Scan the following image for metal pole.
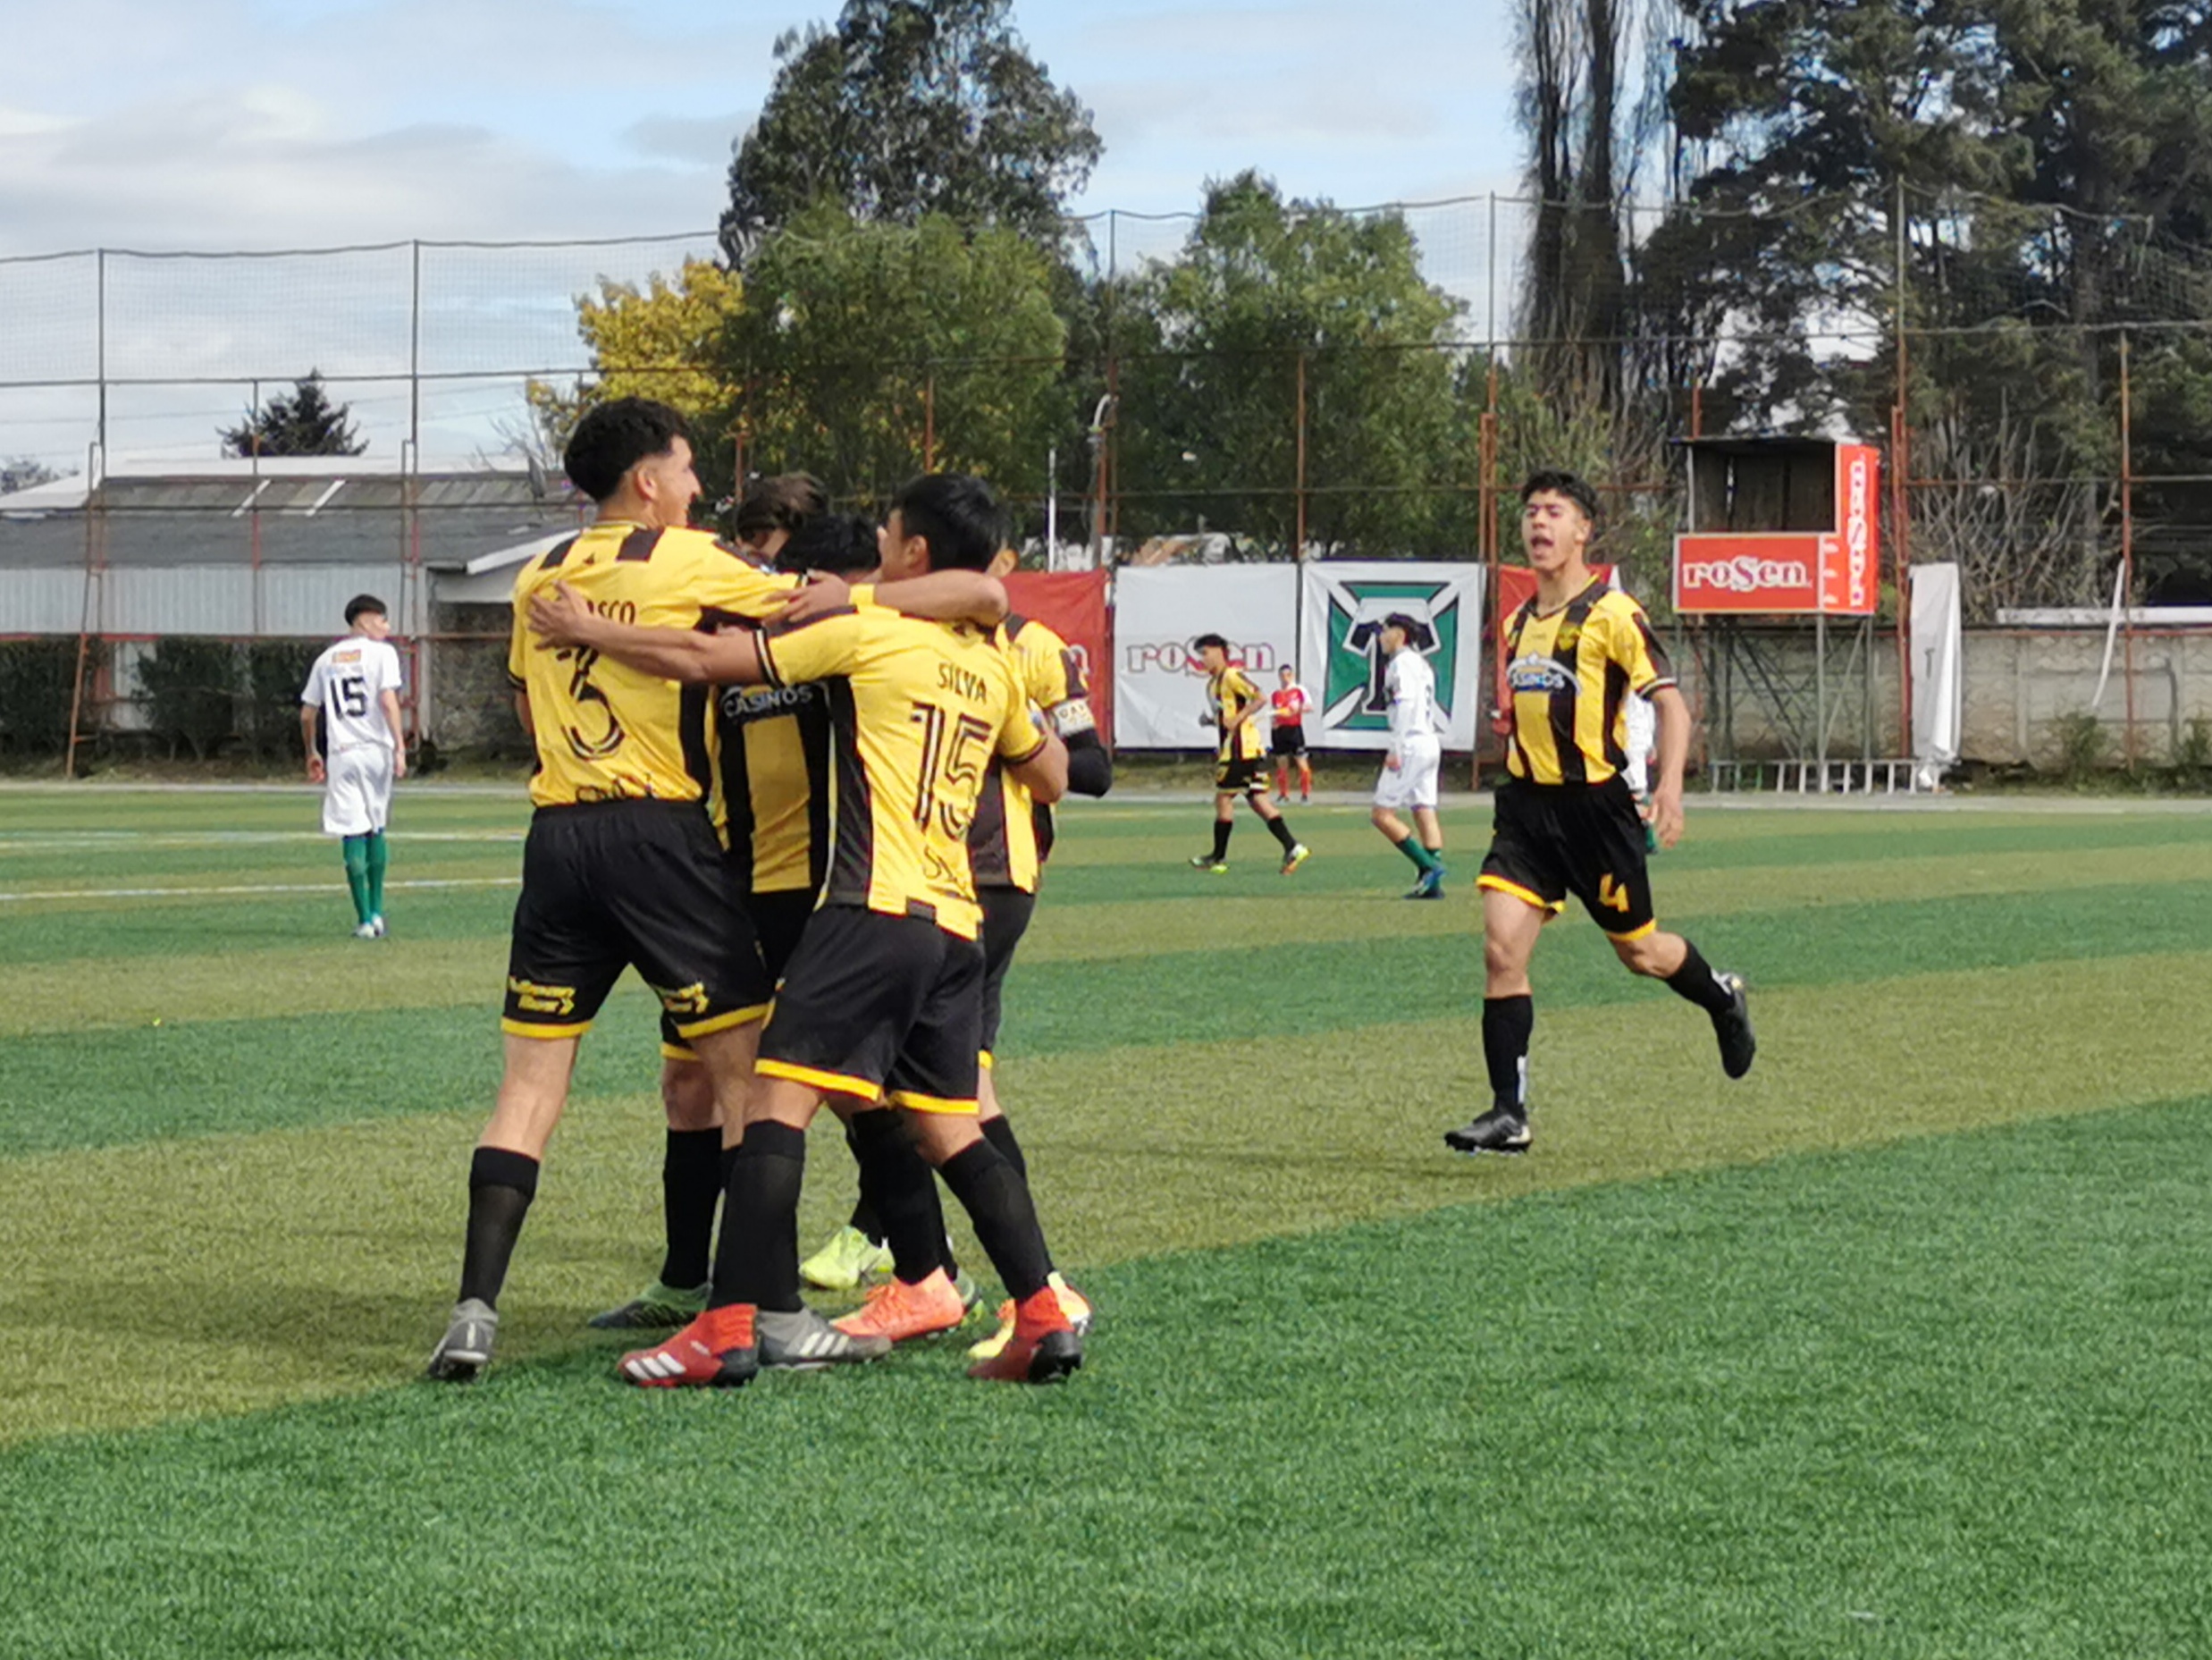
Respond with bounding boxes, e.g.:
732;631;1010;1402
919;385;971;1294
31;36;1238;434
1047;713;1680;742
2120;330;2137;765
1293;350;1308;560
922;373;936;475
1816;611;1829;789
1046;444;1058;569
1894;179;1914;761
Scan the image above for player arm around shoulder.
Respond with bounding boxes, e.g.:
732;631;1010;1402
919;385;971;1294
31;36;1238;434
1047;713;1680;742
527;580;768;686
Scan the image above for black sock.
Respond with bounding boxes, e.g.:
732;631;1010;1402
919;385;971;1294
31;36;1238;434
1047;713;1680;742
458;1146;540;1308
851;1111;949;1285
937;1141;1052;1303
710;1120;805;1312
1265;813;1298;852
841;1125;885;1243
656;1127;723;1290
981;1114;1051;1274
1482;995;1533;1116
1210;819;1232;860
1667;941;1738;1015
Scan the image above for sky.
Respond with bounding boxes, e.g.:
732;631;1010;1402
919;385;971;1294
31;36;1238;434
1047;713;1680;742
0;0;1527;469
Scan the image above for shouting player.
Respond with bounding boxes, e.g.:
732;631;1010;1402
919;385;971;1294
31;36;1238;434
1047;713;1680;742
299;594;406;938
1447;470;1754;1157
1189;633;1308;875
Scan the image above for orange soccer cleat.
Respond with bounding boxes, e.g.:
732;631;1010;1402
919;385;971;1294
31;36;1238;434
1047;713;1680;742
831;1268;970;1343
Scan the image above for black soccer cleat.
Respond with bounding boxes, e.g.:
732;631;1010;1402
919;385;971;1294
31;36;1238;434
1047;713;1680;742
1444;1107;1531;1156
1712;973;1755;1080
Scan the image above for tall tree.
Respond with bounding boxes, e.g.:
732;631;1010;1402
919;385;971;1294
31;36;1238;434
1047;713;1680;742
723;205;1069;507
220;372;366;458
1114;173;1464;558
720;0;1101;257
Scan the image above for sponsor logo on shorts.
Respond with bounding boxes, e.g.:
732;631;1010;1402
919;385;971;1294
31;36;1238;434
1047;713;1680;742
507;976;576;1015
649;980;710;1016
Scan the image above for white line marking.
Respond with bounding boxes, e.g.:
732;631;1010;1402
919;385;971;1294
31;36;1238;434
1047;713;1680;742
0;876;519;904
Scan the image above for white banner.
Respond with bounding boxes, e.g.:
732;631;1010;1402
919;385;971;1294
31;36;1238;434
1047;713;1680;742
1298;562;1486;750
1111;565;1297;748
1910;562;1963;783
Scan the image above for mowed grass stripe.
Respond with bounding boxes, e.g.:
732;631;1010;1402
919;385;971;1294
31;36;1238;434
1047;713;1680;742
1;953;2206;1445
1;1101;2207;1659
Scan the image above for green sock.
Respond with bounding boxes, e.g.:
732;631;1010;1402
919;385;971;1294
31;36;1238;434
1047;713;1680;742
1424;845;1448;872
365;829;389;919
341;836;373;925
1396;835;1442;874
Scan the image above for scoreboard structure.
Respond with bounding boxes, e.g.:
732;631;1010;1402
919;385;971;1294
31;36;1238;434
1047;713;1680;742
1673;437;1880;616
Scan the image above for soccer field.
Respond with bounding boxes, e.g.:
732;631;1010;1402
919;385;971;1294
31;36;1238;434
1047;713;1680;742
3;786;2209;1658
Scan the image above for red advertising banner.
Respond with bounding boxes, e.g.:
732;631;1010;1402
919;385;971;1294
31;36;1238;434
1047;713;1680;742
1673;534;1827;613
1829;442;1880;615
1005;569;1113;746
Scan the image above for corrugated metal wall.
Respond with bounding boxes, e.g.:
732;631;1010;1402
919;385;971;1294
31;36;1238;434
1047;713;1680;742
3;563;411;637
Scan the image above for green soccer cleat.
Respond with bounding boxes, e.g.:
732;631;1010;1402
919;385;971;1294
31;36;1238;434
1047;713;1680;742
1189;854;1229;873
1280;843;1311;875
798;1225;895;1292
586;1278;710;1331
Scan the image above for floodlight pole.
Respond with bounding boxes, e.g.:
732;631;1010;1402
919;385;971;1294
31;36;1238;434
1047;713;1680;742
2120;331;2137;766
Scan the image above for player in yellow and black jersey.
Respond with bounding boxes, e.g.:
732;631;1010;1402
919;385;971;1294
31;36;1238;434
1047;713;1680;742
1190;632;1308;875
531;474;1087;1387
1448;470;1756;1161
427;397;783;1384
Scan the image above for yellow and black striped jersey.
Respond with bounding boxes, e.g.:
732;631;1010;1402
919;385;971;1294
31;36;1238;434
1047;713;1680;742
756;605;1043;940
1501;578;1676;787
1207;664;1266;762
507;523;799;809
970;614;1093;892
712;678;832;897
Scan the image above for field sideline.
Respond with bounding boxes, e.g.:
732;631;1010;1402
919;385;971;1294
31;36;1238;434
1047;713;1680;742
1;785;2208;1657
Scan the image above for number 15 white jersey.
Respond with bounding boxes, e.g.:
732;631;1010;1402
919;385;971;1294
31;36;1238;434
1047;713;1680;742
301;637;403;751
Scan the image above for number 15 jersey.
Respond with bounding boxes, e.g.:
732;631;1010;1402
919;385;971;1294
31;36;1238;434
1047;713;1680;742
506;523;797;809
757;605;1045;940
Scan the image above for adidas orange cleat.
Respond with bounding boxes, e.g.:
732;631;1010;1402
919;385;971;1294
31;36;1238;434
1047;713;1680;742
968;1285;1083;1384
618;1305;760;1389
832;1268;970;1343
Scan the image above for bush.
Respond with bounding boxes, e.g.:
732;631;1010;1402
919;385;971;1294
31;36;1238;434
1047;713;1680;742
2174;714;2212;779
2049;709;2108;784
139;638;240;760
0;638;88;755
241;641;323;761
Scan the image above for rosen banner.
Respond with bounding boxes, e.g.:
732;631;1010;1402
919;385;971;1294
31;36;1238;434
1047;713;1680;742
1111;565;1296;748
1005;569;1112;746
1298;562;1485;750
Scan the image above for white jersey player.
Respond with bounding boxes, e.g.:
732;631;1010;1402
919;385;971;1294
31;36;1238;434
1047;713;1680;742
1370;612;1448;898
299;594;407;937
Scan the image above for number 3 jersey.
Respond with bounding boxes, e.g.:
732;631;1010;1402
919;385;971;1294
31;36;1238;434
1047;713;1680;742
756;604;1045;940
301;635;404;750
506;523;798;809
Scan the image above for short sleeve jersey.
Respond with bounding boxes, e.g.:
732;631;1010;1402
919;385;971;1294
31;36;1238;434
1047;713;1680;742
506;523;798;809
1269;683;1311;729
970;614;1093;893
1501;578;1677;787
1207;664;1266;762
1385;650;1440;746
301;636;403;750
757;606;1043;940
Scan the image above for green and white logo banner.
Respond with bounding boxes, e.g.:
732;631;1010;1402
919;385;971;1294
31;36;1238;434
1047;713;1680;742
1299;563;1485;750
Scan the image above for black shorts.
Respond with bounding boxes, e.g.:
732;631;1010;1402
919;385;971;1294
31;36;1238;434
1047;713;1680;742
1214;751;1270;794
976;886;1038;1063
660;885;819;1060
1477;777;1657;940
755;904;985;1113
503;799;773;1041
1269;724;1308;760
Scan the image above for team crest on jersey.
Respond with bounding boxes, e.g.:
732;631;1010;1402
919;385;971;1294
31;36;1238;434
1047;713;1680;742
1316;579;1463;736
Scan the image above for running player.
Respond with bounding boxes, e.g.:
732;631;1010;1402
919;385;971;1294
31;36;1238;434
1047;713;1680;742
532;474;1085;1386
1189;633;1308;875
1446;470;1754;1157
1269;663;1313;802
299;595;406;938
831;546;1114;1353
1369;612;1448;898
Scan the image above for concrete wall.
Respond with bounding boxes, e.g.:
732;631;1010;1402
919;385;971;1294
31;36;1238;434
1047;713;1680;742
1673;624;2212;768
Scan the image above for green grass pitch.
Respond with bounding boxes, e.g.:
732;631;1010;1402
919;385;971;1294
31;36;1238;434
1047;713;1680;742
2;784;2209;1658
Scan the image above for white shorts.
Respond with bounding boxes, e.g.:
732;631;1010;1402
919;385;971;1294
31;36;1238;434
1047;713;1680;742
1374;740;1441;811
324;745;395;836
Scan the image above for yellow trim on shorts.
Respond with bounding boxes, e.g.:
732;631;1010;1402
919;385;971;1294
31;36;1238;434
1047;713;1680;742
978;1049;996;1070
672;1002;770;1041
501;1018;591;1041
1476;874;1569;914
660;1041;696;1064
755;1058;884;1102
1605;919;1659;943
889;1089;980;1116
